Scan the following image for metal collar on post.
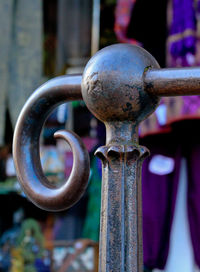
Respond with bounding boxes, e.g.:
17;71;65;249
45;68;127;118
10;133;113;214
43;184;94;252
13;44;200;271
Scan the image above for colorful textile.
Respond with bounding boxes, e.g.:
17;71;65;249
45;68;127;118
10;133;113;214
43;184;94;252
114;0;140;45
115;0;200;137
167;0;200;67
163;0;200;136
115;0;200;64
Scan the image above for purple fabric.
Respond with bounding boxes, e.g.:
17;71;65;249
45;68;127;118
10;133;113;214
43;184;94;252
182;96;200;114
168;0;200;119
142;136;182;269
170;0;196;63
187;144;200;267
142;126;200;270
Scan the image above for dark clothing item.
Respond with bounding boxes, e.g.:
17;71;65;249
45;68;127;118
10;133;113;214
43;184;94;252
141;120;200;270
186;137;200;267
141;134;182;270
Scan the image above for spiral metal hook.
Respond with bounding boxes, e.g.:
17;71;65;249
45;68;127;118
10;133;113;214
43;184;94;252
13;74;90;211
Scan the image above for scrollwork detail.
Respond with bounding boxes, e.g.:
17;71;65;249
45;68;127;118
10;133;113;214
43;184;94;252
13;75;90;211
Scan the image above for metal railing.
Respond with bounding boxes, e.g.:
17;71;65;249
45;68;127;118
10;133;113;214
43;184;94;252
13;44;200;272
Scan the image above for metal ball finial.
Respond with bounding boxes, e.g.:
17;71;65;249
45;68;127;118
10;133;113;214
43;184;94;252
81;44;160;124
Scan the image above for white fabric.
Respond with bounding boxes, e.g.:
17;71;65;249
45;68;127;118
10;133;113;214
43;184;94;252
164;158;194;272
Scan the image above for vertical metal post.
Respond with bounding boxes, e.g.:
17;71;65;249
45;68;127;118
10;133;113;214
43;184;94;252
96;133;148;271
81;44;160;271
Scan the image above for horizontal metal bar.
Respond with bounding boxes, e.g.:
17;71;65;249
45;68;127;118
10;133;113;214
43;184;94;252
144;67;200;96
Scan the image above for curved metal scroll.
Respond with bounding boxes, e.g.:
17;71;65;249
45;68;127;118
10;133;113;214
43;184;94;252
13;75;90;211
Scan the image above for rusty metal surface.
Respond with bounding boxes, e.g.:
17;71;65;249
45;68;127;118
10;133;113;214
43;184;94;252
81;44;161;271
81;44;160;124
95;144;149;272
13;43;200;272
13;74;90;211
145;67;200;96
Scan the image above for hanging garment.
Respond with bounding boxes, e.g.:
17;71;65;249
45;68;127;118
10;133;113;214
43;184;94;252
115;0;200;66
115;0;139;45
0;0;43;145
184;131;200;268
167;0;200;67
141;133;182;270
115;0;200;137
141;120;200;270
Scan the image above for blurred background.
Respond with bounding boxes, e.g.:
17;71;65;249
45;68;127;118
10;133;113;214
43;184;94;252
0;0;200;271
